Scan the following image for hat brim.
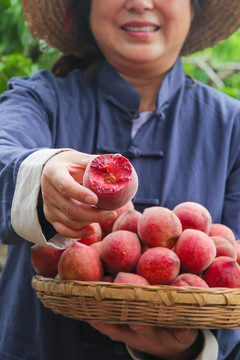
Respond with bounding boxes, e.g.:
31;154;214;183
21;0;240;57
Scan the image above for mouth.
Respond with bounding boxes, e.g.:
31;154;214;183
122;25;160;32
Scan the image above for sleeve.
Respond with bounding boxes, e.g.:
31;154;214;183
221;111;240;239
11;148;76;250
0;71;70;246
126;330;218;360
212;113;240;359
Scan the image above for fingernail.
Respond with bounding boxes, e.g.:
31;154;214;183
85;195;97;205
105;212;117;221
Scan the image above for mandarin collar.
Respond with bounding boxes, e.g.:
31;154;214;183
97;57;186;114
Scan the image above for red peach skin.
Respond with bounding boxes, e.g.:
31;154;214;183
137;206;182;249
83;154;138;210
173;201;212;234
137;247;180;285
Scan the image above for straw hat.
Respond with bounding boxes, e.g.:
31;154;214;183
21;0;240;56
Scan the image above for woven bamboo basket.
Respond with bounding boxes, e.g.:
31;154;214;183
32;275;240;329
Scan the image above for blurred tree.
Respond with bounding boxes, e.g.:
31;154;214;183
182;29;240;100
0;0;61;93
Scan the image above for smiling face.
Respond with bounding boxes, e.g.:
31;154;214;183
90;0;192;76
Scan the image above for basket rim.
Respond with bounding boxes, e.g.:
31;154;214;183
32;275;240;307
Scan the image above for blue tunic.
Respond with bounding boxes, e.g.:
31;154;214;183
0;57;240;359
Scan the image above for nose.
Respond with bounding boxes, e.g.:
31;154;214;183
126;0;154;12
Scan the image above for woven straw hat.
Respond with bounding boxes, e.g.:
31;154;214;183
21;0;240;56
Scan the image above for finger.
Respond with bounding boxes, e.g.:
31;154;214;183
42;166;98;206
168;328;198;345
88;322;134;342
49;221;98;239
44;194;116;226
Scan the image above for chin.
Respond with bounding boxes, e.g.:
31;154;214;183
122;47;165;64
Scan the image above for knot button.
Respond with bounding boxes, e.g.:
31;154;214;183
128;146;141;158
156;112;165;121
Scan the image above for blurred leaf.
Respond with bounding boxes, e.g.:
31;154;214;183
216;87;240;101
0;53;37;93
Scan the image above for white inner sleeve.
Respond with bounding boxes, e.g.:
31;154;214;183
126;329;218;360
11;148;76;249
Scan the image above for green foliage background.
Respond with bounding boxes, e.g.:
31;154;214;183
0;0;240;100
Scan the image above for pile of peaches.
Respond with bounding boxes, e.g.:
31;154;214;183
31;154;240;289
31;200;240;289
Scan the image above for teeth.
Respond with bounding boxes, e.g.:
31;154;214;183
123;26;158;32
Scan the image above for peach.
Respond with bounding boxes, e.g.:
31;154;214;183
99;230;141;275
173;201;212;234
112;209;142;234
174;229;216;274
100;201;134;234
102;275;115;283
203;256;240;288
58;242;103;281
171;273;209;288
136;247;180;285
114;272;150;286
77;222;102;246
235;240;240;265
89;241;102;254
31;244;63;278
137;206;182;249
83;154;138;210
211;236;237;260
209;223;236;246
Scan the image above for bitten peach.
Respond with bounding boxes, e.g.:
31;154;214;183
83;154;138;210
137;247;180;285
173;201;212;234
174;229;216;273
114;272;150;286
171;273;209;288
137;206;182;249
112;209;142;234
58;242;103;281
99;230;141;275
31;244;63;278
203;256;240;288
209;223;236;246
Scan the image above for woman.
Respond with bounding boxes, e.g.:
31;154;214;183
0;0;240;359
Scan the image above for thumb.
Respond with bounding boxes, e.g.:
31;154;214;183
169;328;191;343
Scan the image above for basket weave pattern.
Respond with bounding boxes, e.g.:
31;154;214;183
32;275;240;329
